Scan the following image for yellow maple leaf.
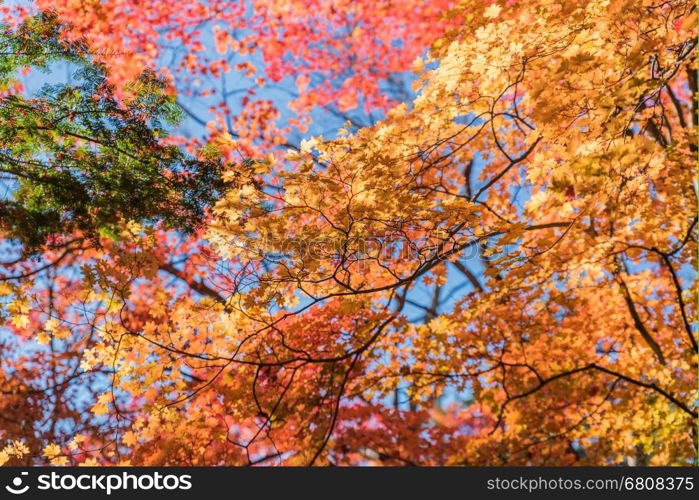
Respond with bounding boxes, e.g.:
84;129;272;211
484;4;501;19
44;317;60;332
122;431;139;447
51;456;68;466
11;314;29;329
0;282;13;296
91;403;108;416
43;443;61;459
37;331;50;345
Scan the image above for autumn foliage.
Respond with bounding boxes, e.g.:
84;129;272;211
0;0;697;466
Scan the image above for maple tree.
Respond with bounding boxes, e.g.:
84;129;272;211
0;0;697;467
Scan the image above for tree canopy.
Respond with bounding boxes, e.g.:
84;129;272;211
0;0;696;466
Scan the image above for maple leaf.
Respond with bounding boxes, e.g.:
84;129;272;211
484;4;501;19
11;314;29;329
43;443;61;459
122;431;139;447
91;403;108;416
